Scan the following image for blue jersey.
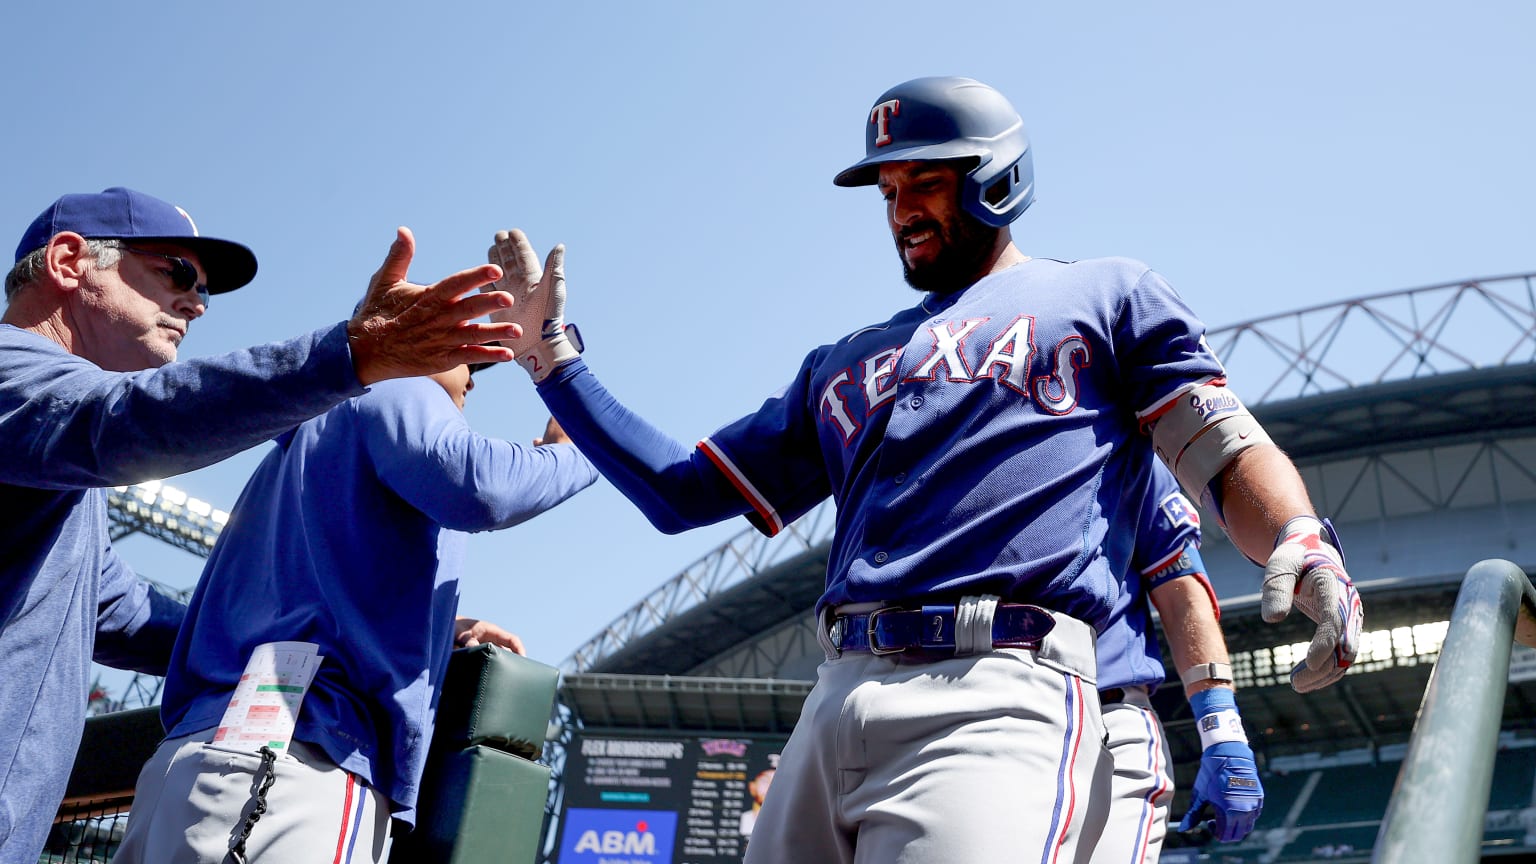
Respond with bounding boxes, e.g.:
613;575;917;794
160;378;597;822
1096;454;1210;692
0;322;364;864
699;257;1223;628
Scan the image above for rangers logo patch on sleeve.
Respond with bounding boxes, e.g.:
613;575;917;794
1159;491;1200;529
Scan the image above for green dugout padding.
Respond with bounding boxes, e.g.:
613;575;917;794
433;642;560;760
392;643;559;864
392;745;552;864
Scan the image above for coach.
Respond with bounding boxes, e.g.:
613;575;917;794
0;187;517;864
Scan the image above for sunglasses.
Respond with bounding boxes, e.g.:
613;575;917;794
121;247;211;308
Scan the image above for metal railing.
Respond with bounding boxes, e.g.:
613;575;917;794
1373;559;1536;863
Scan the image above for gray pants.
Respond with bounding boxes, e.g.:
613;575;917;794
1091;688;1176;864
112;729;391;864
744;600;1111;864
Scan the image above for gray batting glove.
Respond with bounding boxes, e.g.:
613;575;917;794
485;229;580;382
1261;516;1363;693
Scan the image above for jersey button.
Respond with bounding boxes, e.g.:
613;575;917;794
893;472;906;484
909;396;925;409
873;551;889;564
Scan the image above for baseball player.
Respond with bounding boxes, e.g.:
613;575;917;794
1095;455;1263;862
487;76;1361;862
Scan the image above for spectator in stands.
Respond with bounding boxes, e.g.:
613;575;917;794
113;361;597;863
0;187;517;864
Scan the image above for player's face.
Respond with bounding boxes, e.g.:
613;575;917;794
877;161;1000;295
72;240;208;372
429;364;475;410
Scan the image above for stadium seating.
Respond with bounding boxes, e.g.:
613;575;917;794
1276;825;1378;861
1294;762;1401;826
1488;746;1536;812
1252;769;1317;832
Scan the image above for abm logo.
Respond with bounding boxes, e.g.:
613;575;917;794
574;826;655;855
560;808;676;863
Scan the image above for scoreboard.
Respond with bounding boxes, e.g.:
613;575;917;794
555;733;786;864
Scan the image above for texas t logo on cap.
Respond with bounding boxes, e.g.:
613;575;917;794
871;99;901;147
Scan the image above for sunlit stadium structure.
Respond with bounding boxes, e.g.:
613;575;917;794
104;481;223;711
549;273;1536;863
106;480;229;556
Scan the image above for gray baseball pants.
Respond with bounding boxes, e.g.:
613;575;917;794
744;600;1111;864
112;730;391;864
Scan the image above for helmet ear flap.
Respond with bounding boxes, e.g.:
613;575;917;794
965;151;1034;228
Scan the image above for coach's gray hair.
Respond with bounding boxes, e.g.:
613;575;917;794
4;239;124;302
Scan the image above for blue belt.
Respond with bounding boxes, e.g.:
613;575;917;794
829;603;1057;656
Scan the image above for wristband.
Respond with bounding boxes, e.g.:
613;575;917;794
1190;686;1248;750
1197;710;1249;750
1180;662;1234;688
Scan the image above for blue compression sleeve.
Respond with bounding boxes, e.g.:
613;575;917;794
537;359;752;533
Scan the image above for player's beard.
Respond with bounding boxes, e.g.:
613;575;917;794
898;210;1001;295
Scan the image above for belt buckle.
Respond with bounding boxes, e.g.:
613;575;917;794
866;607;904;655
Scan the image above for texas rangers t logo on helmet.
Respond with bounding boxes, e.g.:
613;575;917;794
871;99;901;147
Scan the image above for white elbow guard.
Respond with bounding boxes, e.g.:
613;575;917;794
1149;382;1273;499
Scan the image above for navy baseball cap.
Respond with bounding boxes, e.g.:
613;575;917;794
14;187;257;294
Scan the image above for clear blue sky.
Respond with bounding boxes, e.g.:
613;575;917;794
3;2;1533;688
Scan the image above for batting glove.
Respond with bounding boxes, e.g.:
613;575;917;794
486;229;581;382
1179;688;1264;842
1260;516;1363;693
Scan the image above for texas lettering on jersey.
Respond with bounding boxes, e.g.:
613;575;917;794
700;257;1223;622
817;315;1092;445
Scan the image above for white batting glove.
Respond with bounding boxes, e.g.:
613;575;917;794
485;229;580;382
1260;516;1363;693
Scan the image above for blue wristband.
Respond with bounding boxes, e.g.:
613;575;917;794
1190;686;1247;749
1189;686;1236;717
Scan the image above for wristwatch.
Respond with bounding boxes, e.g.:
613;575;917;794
1180;662;1235;688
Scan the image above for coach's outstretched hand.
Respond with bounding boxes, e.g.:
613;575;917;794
348;227;519;385
486;229;580;382
1261;516;1363;693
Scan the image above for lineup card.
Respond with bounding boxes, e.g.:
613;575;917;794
212;641;323;755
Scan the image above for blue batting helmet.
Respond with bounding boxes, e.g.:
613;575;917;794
833;76;1034;227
